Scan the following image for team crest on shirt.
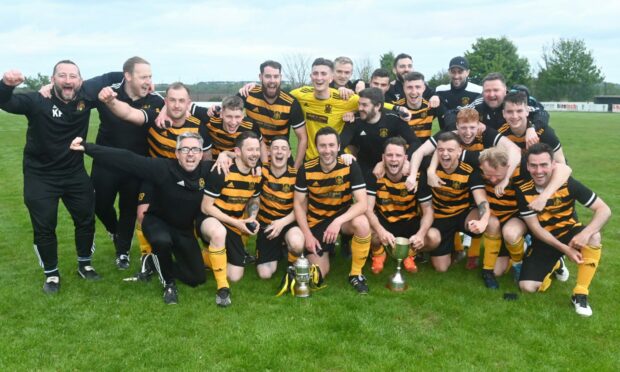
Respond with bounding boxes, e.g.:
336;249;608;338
227;182;235;188
249;182;256;190
420;111;427;118
252;107;260;113
452;181;461;190
379;128;389;138
199;178;205;189
335;176;344;185
76;101;85;112
553;197;562;207
461;97;470;106
324;104;332;114
282;184;291;193
400;189;409;197
273;111;282;120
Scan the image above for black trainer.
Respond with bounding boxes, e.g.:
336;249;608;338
124;254;154;282
348;275;369;294
116;254;130;270
481;269;499;289
77;265;101;280
571;294;592;317
163;282;178;305
43;276;60;294
216;287;232;307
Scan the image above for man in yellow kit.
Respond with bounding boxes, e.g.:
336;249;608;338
290;58;359;160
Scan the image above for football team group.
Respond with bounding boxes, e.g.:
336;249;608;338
0;53;611;316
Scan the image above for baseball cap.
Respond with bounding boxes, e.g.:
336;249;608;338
449;57;469;70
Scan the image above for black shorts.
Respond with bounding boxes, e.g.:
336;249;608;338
519;225;584;282
196;215;253;267
431;209;473;257
378;216;421;240
137;181;154;206
255;223;295;264
305;216;339;256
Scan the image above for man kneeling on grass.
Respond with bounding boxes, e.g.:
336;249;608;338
255;136;305;278
365;136;440;275
70;132;211;305
516;143;611;317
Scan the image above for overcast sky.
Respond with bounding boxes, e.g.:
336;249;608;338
2;0;618;84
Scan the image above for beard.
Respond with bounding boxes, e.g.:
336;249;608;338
53;83;77;102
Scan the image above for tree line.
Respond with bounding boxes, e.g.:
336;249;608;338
17;38;617;102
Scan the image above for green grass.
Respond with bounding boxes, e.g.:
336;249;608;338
0;111;618;370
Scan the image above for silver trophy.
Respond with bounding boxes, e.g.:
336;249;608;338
294;255;311;298
386;237;410;292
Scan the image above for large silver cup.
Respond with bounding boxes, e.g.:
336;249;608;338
386;237;410;291
294;255;311;298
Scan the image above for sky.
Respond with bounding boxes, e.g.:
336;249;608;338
1;0;619;84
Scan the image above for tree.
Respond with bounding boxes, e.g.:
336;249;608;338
354;57;374;83
23;73;50;91
283;54;311;89
464;37;531;86
379;51;396;81
428;69;450;88
535;39;604;101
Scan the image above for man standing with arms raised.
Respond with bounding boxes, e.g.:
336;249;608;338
0;62;122;293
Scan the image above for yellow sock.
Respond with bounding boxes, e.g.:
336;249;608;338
372;245;385;257
539;260;561;292
202;246;212;268
135;223;152;255
287;252;298;265
454;233;464;252
208;245;229;289
506;236;524;263
468;236;481;257
350;234;371;276
574;245;602;296
482;233;502;270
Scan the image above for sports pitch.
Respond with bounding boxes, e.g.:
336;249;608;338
0;111;618;370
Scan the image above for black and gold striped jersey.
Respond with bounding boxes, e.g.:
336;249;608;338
432;161;485;219
242;87;305;146
517;177;597;238
498;123;561;153
205;116;262;157
465;155;529;224
258;165;297;226
394;98;445;142
204;163;262;234
366;172;431;223
144;110;211;159
295;157;365;228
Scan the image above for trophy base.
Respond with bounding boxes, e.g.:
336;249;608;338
386;282;408;292
294;284;311;298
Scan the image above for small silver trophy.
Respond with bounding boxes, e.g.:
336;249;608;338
294;254;311;298
386;237;410;292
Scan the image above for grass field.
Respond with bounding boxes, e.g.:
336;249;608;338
0;111;618;370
